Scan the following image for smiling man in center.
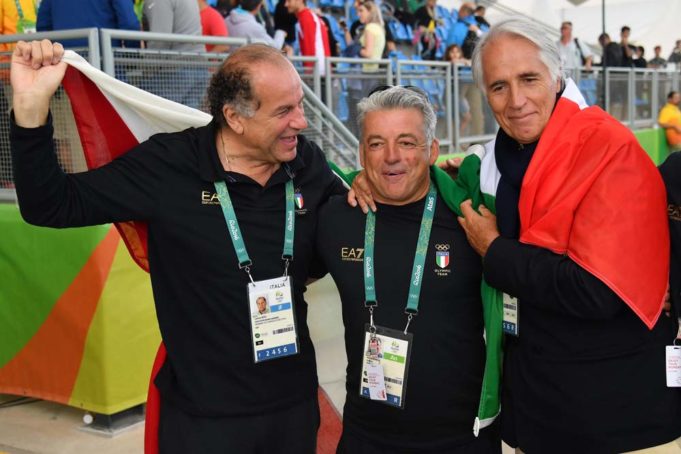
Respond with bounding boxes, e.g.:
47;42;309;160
315;86;501;453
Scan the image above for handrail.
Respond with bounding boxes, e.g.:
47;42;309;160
99;28;248;77
99;28;249;46
0;28;100;67
300;82;359;167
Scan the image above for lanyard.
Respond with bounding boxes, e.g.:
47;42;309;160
214;179;295;281
363;185;437;334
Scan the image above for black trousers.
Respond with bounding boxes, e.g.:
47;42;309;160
159;395;320;454
336;423;501;454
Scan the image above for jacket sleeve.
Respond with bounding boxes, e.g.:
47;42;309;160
36;0;52;31
483;237;624;319
297;12;316;57
113;0;141;31
11;114;162;227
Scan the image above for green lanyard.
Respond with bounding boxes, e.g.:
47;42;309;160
214;179;295;280
364;185;437;334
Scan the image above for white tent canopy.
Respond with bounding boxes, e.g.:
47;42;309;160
439;0;679;62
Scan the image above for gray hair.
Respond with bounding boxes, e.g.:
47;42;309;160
471;16;562;92
356;86;436;146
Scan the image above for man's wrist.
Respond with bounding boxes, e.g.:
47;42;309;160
13;94;50;128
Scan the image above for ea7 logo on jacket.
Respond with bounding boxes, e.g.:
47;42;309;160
341;247;364;262
434;243;451;276
202;190;220;205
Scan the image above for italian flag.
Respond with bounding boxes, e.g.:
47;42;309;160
453;79;669;330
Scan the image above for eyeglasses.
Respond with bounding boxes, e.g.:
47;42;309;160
367;84;430;101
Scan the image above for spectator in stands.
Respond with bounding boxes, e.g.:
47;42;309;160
0;0;36;187
354;0;385;67
556;21;592;78
216;0;235;16
474;5;489;28
598;32;629;119
341;0;363;45
226;0;277;47
198;0;230;52
619;25;635;67
446;2;487;60
443;44;471;137
36;0;140;48
649;45;667;68
659;91;681;152
669;40;681;66
633;45;647;68
284;0;330;76
598;32;623;67
317;12;340;57
144;0;208;109
344;0;385;136
413;0;442;60
446;2;486;137
273;0;296;45
1;0;35;39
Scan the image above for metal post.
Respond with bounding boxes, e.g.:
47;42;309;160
651;70;659;127
313;59;321;100
445;63;453;153
628;68;635;129
100;29;114;76
600;0;607;109
452;63;460;152
88;28;101;69
325;58;333;114
604;67;610;115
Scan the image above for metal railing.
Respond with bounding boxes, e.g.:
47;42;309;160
1;28;680;201
395;59;455;149
323;56;393;138
0;28;100;66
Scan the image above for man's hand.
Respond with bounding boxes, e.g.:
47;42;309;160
437;157;463;180
458;199;499;257
347;170;376;214
11;40;67;128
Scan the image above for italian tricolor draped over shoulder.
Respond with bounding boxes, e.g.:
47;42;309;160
454;79;670;330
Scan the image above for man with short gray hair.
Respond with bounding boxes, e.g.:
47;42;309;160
316;86;501;452
458;16;681;452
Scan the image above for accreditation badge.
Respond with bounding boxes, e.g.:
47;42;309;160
248;276;299;363
667;345;681;387
502;293;519;336
359;324;413;409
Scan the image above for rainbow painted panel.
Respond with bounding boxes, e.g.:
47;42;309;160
0;205;160;414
